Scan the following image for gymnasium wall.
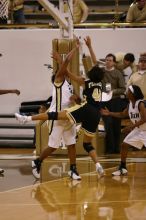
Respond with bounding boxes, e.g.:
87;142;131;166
0;28;145;113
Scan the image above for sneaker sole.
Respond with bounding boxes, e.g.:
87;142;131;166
32;171;40;179
32;169;40;179
112;172;128;176
68;171;81;180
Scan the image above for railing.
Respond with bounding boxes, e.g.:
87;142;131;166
0;22;146;29
74;22;146;28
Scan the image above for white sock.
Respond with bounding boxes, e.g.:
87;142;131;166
96;162;101;168
27;116;32;122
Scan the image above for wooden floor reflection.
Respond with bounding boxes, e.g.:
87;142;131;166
0;150;146;220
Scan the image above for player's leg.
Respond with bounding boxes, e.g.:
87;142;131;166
112;142;129;176
63;123;81;180
32;147;55;179
15;111;68;124
83;134;105;178
79;104;105;178
67;144;81;180
112;128;143;176
32;121;64;179
67;103;105;178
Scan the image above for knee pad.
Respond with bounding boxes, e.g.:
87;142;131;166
47;112;58;120
83;142;94;153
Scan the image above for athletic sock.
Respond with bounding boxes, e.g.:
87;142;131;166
120;161;126;169
27;116;32;122
70;164;77;171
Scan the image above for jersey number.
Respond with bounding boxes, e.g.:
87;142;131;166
92;88;101;101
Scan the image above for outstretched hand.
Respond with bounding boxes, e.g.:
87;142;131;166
13;90;20;95
51;51;63;65
100;108;110;116
121;125;135;134
84;36;91;48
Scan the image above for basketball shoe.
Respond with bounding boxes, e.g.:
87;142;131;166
96;163;105;178
112;167;128;176
15;113;31;124
68;169;81;180
31;159;42;179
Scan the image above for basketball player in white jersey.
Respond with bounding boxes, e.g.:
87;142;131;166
101;85;146;176
30;48;81;180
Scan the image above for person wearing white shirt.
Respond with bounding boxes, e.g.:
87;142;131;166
127;53;146;99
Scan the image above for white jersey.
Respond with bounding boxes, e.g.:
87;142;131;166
48;79;76;148
124;99;146;149
49;79;73;112
128;100;146;131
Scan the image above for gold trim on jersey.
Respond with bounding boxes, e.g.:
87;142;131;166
81;127;96;137
66;111;76;124
65;102;96;137
56;87;61;111
54;82;63;87
67;101;87;112
54;81;64;112
48;120;54;135
65;102;86;124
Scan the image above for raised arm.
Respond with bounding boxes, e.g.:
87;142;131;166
84;36;105;66
84;36;97;65
51;51;63;67
0;89;20;95
66;69;85;86
54;44;79;83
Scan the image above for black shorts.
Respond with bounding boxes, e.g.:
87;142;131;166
66;103;100;136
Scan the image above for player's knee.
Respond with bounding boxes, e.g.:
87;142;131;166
83;142;94;153
47;112;58;120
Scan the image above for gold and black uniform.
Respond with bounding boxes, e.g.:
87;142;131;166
66;79;102;136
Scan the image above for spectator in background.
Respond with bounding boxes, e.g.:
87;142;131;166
127;53;146;99
9;0;25;24
126;0;146;22
115;52;137;75
65;0;89;24
115;52;137;83
100;54;126;154
0;88;20;174
98;52;137;82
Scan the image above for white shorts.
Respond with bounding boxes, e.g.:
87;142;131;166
123;127;146;149
48;120;76;148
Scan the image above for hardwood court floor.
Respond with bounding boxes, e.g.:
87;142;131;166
0;148;146;220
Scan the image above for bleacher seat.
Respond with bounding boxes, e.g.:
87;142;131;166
22;0;131;24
